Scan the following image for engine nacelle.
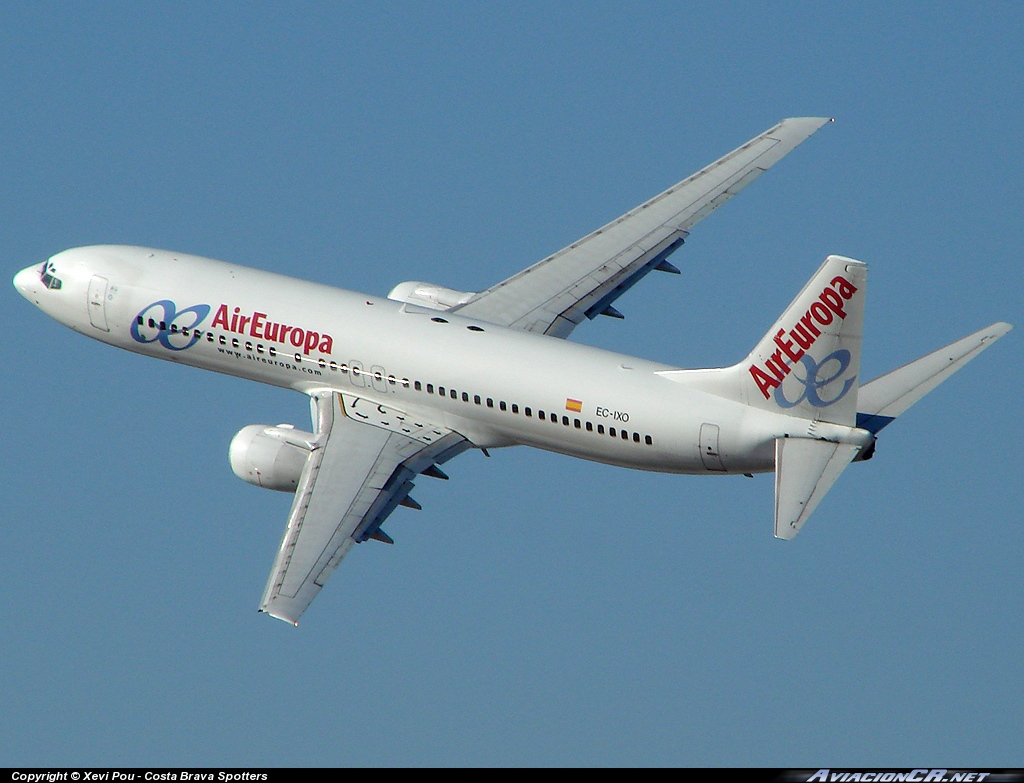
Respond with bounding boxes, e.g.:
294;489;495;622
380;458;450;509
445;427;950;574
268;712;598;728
228;424;314;492
387;281;475;311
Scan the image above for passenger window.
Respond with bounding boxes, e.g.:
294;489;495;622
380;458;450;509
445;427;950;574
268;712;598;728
462;392;469;402
562;416;569;426
574;419;581;429
538;411;545;420
598;424;604;434
586;422;593;432
499;401;507;411
645;435;653;445
525;407;532;417
439;386;446;396
511;404;519;414
136;316;144;325
415;381;422;391
609;428;616;437
450;389;457;399
633;432;640;443
427;384;434;394
486;398;494;408
621;430;629;440
474;395;481;405
388;375;396;385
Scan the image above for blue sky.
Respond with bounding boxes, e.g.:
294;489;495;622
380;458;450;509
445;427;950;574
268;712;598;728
2;1;1022;767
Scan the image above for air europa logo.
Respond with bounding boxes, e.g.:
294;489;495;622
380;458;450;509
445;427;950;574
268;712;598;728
131;300;210;350
749;275;858;400
211;304;334;355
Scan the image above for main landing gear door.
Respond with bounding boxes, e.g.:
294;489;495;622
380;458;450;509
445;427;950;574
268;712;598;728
88;275;110;332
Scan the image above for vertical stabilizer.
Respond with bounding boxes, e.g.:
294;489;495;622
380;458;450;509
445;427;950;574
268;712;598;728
658;255;867;426
743;255;866;425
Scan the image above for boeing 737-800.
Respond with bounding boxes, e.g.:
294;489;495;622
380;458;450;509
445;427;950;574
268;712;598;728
13;117;1011;625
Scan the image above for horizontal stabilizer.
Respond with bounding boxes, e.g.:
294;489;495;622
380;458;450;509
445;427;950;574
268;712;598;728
774;437;860;540
856;322;1012;433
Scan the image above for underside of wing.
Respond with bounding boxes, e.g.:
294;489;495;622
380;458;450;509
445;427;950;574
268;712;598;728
452;117;831;337
260;392;469;625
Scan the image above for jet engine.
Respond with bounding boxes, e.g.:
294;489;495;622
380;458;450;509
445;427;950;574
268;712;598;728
387;281;475;311
228;424;315;492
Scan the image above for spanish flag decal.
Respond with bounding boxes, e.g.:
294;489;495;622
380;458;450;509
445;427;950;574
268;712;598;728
565;398;583;413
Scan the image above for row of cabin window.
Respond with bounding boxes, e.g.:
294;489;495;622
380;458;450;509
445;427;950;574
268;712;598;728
139;315;415;382
139;317;653;446
410;380;653;446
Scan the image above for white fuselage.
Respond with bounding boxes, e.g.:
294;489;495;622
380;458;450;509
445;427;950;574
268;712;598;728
15;245;815;475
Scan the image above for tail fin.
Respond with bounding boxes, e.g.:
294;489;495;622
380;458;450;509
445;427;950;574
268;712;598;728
856;321;1012;433
658;256;1011;541
659;254;867;425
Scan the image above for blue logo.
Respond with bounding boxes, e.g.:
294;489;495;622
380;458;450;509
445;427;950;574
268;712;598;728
131;300;211;351
774;349;856;408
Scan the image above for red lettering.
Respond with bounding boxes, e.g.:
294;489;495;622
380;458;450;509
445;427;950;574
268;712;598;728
799;311;821;338
211;304;330;354
304;330;320;354
749;365;779;398
212;304;230;329
819;288;847;319
790;323;814;350
810;301;833;326
831;275;858;299
766;353;788;380
250;312;266;338
774;329;804;363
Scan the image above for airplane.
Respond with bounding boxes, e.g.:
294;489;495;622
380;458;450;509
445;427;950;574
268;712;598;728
13;117;1011;626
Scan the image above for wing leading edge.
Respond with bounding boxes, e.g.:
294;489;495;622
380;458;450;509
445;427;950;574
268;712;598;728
260;392;469;625
452;117;832;337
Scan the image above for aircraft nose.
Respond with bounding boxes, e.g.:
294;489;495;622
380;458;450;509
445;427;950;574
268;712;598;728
13;265;39;300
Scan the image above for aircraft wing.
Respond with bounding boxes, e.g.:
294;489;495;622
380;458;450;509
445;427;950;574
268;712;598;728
260;392;470;625
451;117;832;337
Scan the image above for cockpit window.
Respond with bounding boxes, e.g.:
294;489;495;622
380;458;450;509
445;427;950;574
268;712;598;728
39;261;62;290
